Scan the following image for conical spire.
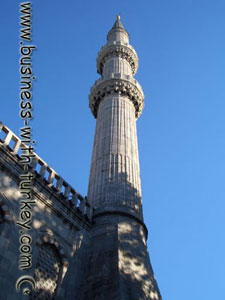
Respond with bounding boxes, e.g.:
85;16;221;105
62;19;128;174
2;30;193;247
107;15;129;42
111;14;125;30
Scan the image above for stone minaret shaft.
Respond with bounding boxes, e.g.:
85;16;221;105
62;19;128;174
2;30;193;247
88;15;144;219
82;16;162;300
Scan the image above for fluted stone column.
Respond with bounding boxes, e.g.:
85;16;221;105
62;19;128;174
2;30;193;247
88;94;142;216
81;16;162;300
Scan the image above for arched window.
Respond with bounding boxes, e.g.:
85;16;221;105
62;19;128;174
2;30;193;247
30;243;62;300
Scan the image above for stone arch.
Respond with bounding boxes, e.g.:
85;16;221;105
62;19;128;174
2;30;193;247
30;235;68;300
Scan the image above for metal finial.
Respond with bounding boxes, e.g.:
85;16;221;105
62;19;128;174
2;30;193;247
116;14;120;20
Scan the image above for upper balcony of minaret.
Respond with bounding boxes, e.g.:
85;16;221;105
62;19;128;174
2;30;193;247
90;16;144;119
97;15;139;77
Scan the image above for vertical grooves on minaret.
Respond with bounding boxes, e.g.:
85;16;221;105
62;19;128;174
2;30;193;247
132;109;137;194
120;101;122;197
124;154;127;205
135;124;139;194
111;98;116;186
129;104;133;189
89;121;96;204
117;98;120;202
135;122;141;197
92;157;97;206
88;95;142;214
129;104;134;187
109;99;113;184
124;99;128;184
123;99;126;189
101;103;106;203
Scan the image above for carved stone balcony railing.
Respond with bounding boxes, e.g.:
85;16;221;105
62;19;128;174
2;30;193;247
89;76;144;118
97;43;138;76
0;122;92;221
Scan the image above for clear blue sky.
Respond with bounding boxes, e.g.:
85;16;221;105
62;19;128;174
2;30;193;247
1;1;225;299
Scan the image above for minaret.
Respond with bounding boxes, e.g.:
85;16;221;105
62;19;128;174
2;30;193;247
83;16;162;299
88;15;143;219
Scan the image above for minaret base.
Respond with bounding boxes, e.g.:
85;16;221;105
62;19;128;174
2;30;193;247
78;214;162;300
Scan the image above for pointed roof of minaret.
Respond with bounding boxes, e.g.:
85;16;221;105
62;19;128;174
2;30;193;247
107;15;129;41
112;14;125;30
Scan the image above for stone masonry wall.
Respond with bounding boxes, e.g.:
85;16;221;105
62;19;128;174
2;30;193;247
0;126;92;300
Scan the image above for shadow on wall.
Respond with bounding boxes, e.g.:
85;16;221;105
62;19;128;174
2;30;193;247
0;159;89;299
118;221;162;300
78;176;162;300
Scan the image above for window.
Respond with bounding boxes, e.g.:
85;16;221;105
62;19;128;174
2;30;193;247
30;243;62;300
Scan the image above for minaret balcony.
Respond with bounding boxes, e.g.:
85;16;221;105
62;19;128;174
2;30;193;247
89;77;144;119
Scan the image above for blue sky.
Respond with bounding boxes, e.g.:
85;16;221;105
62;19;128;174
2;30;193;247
1;1;225;299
